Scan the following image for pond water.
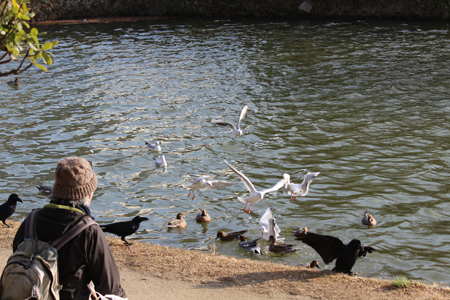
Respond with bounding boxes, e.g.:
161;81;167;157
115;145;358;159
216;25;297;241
1;18;450;285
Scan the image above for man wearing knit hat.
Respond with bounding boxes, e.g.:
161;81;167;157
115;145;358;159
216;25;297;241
13;157;127;300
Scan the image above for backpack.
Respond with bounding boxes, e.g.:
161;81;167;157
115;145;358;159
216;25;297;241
0;209;96;300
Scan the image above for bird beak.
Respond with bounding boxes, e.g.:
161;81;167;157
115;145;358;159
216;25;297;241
18;197;23;203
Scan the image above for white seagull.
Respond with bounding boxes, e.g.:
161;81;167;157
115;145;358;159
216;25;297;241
259;207;281;242
224;160;286;213
145;141;162;152
180;176;234;200
153;155;167;168
283;172;320;201
211;105;248;137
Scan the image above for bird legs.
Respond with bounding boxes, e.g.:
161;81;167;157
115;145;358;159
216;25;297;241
243;203;253;213
121;236;132;245
187;189;196;200
2;221;10;228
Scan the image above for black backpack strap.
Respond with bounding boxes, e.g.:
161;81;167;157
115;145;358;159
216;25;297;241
50;216;97;250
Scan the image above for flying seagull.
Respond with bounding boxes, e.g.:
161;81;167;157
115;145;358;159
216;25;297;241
211;105;248;137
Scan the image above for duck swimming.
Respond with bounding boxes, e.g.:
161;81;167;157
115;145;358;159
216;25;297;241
268;235;299;255
195;209;211;223
238;236;262;255
36;185;52;195
216;229;248;242
167;212;186;228
362;211;377;226
7;78;19;86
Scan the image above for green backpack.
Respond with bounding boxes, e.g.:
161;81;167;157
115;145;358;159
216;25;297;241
0;209;96;300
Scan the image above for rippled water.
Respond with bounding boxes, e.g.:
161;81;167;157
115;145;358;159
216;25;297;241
1;18;450;285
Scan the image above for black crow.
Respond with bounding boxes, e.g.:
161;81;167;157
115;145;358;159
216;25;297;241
294;228;375;275
0;193;23;228
36;185;53;195
100;216;149;245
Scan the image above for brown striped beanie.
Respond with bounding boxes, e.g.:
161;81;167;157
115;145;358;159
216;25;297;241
52;157;97;200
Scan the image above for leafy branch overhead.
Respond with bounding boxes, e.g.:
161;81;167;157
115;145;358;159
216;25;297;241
0;0;58;77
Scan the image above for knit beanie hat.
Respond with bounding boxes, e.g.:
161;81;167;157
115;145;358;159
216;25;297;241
52;157;98;200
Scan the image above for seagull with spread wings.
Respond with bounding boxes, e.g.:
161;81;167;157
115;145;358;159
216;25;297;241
211;105;248;138
225;160;285;213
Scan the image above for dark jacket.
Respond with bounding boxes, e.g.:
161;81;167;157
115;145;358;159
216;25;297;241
13;204;126;300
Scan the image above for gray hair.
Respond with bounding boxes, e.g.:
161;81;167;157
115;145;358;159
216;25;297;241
49;195;91;207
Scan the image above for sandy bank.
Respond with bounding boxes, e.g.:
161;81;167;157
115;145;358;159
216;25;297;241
1;221;449;300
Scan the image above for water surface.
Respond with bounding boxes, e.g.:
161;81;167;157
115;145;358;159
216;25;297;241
1;18;450;285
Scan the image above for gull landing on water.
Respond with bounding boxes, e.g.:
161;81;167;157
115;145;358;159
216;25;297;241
259;207;281;242
153;155;167;168
145;141;162;152
180;176;234;200
283;172;320;201
211;105;248;138
224;160;286;213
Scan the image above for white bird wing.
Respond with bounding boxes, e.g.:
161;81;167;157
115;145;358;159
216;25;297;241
236;105;248;130
260;178;286;195
211;120;236;130
300;172;320;196
224;160;257;194
153;158;160;167
259;207;273;232
259;207;281;241
282;173;292;195
208;180;234;189
192;176;210;184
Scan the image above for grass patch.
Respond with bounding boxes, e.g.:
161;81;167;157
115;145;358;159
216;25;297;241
391;276;412;288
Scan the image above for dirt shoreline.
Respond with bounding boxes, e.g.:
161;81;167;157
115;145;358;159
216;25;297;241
1;221;449;299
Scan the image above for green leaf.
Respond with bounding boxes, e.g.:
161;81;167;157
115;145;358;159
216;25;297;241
30;28;38;36
42;52;52;65
34;63;47;71
42;42;53;50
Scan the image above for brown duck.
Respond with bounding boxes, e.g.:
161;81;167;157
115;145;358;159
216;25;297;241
216;229;248;241
268;235;299;255
196;209;211;223
167;212;187;228
362;211;377;226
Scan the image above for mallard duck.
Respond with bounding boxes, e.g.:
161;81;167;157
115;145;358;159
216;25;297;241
216;229;248;241
362;211;377;226
268;235;299;255
238;236;262;255
297;260;321;269
167;212;186;228
36;185;53;195
7;78;19;86
195;209;211;223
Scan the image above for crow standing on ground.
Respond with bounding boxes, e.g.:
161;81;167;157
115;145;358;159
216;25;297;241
0;193;23;228
100;216;149;245
294;228;375;275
